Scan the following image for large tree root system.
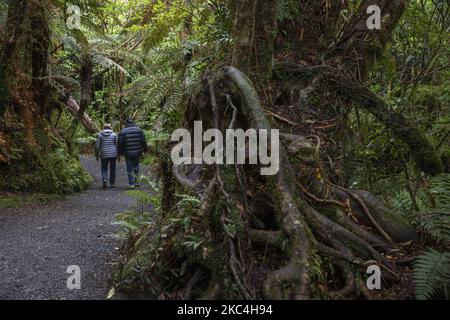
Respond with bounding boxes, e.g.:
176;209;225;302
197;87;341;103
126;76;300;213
113;67;418;300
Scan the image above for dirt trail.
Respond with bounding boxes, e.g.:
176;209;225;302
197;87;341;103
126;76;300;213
0;156;148;299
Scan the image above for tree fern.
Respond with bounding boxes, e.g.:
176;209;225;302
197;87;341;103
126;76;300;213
92;52;128;76
413;249;450;300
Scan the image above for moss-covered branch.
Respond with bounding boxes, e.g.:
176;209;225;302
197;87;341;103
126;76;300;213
334;79;443;176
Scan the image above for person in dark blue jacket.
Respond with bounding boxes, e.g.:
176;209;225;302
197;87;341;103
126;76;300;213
95;124;118;188
118;117;148;188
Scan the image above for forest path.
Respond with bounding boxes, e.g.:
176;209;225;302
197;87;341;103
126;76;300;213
0;156;149;299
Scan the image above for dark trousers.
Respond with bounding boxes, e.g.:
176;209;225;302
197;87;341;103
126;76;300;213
101;157;116;185
125;156;140;185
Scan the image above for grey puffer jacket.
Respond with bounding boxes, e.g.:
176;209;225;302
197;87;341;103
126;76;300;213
95;129;118;159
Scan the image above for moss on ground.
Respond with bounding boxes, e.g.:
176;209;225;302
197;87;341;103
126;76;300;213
0;193;65;209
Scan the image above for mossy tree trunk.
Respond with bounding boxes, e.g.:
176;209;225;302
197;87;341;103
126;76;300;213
0;1;27;115
231;0;277;81
0;1;92;194
78;56;94;121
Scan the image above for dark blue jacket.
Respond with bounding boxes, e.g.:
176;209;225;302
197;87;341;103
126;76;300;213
118;123;148;157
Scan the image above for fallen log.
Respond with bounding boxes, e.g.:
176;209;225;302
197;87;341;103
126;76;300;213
65;95;98;134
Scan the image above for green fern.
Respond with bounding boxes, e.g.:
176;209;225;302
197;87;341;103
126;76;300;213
390;173;450;215
413;249;450;300
390;189;417;214
33;127;50;149
277;0;299;22
429;174;450;210
415;210;450;243
390;176;450;299
411;174;450;242
92;52;128;76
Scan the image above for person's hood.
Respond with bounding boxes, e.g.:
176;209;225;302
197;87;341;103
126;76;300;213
124;117;135;127
101;129;114;136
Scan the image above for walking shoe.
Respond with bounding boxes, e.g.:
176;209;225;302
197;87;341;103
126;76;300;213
130;184;135;189
110;184;115;188
102;180;107;189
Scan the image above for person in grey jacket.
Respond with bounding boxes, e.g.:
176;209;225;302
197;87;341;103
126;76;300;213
95;124;118;188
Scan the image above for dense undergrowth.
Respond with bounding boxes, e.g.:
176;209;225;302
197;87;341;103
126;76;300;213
0;149;92;195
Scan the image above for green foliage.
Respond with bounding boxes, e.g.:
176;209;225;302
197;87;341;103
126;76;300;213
390;189;419;214
366;172;450;300
176;192;201;210
0;194;27;208
388;173;450;216
413;249;450;300
415;210;450;244
347;0;449;191
113;188;214;297
428;173;450;210
0;193;64;209
277;0;299;22
0;148;93;194
182;234;204;251
113;180;160;240
400;173;450;300
43;149;93;193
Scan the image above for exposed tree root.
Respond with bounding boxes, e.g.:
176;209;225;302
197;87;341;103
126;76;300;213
223;66;415;298
184;267;204;300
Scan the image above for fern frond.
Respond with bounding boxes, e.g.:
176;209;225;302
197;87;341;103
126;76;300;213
390;189;415;214
277;0;299;22
415;210;450;243
33;127;50;149
429;173;450;210
92;53;129;76
60;35;81;54
413;249;450;300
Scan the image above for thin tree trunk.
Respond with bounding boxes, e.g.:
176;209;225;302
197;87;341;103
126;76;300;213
78;56;94;120
231;0;257;73
118;72;125;130
254;0;277;81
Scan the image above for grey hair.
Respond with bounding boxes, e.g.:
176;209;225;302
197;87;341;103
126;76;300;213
104;123;112;130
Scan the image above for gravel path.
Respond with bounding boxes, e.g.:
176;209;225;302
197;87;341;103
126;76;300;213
0;156;149;300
